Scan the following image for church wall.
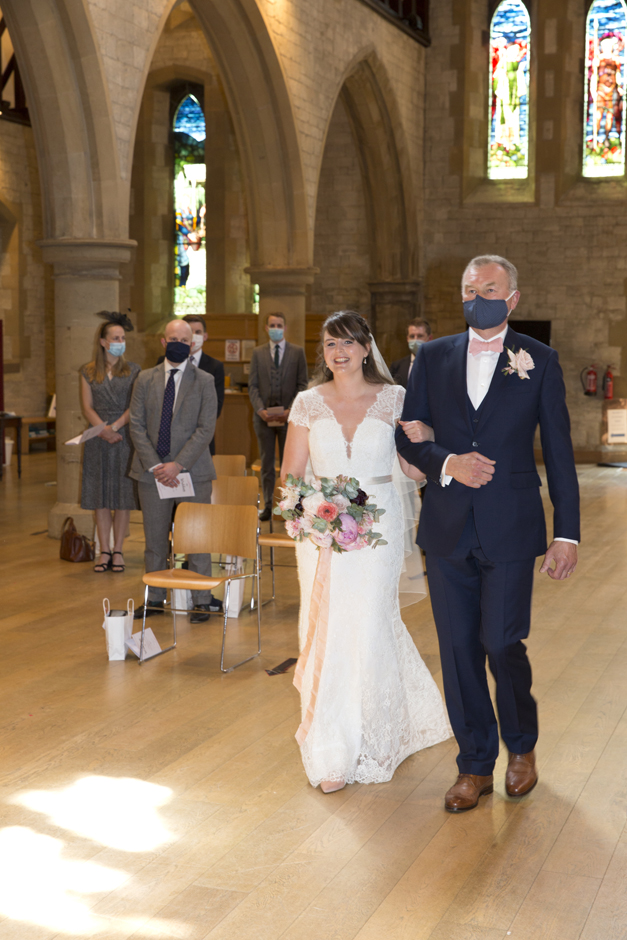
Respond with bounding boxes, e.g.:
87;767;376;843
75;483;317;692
0;118;51;417
311;97;371;320
424;0;627;454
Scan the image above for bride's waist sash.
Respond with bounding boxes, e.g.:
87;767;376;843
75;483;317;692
314;475;392;486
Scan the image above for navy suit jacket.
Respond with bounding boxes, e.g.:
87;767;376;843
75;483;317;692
395;327;580;562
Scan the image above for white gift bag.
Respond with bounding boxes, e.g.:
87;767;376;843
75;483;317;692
171;589;192;612
224;556;245;618
102;598;134;661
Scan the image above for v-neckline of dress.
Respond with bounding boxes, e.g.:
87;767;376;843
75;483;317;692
313;386;385;457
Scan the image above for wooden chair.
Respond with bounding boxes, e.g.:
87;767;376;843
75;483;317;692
211;475;259;507
258;480;296;601
212;454;247;477
140;503;261;673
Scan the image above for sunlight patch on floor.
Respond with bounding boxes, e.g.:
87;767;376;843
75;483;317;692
0;776;189;937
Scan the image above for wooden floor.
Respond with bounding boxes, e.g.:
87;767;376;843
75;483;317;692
1;453;627;940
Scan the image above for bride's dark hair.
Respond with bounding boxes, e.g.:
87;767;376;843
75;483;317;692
311;310;393;387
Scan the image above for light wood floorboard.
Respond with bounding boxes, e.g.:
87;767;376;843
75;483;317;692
0;456;626;938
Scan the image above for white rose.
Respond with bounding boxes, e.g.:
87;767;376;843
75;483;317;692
332;494;350;511
301;491;327;515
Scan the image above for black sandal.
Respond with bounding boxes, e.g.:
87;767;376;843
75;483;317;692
112;551;125;573
94;551;112;573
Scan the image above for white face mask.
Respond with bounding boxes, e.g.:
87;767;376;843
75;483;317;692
191;334;204;354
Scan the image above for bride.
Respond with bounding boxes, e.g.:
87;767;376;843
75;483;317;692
281;311;451;793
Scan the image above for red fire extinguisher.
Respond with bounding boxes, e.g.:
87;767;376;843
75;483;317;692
580;364;597;396
603;365;614;400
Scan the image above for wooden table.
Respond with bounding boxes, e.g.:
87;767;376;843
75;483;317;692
20;416;56;454
0;414;22;480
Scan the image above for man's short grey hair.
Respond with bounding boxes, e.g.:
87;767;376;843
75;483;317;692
461;255;519;292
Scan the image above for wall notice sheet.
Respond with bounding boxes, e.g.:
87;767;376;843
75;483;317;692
156;472;195;499
608;408;627;444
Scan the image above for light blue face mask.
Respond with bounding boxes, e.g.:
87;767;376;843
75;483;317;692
108;341;126;357
408;339;424;355
268;327;284;342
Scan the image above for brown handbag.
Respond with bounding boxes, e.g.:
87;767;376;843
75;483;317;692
59;516;95;563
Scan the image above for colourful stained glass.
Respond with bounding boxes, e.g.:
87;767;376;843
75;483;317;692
173;94;207;317
583;0;627;178
488;0;530;180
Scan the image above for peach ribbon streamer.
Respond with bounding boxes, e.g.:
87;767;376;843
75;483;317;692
293;545;332;746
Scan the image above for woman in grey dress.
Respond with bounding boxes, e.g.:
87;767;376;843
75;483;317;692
80;312;140;572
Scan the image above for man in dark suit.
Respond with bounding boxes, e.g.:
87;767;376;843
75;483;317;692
131;318;218;623
391;317;433;389
248;312;308;520
396;255;580;812
157;314;224;455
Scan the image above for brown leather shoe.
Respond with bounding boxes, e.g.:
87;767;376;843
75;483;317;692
505;751;537;797
444;774;494;813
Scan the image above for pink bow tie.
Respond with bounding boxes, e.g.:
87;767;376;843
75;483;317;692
469;337;504;357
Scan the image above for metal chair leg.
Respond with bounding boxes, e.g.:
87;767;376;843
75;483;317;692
220;576;262;673
138;586;178;664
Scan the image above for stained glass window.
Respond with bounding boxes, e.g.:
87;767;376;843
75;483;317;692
583;0;627;178
488;0;530;180
173;94;206;316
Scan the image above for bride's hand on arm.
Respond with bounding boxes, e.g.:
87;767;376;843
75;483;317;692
399;454;426;483
398;420;434;444
280;423;309;482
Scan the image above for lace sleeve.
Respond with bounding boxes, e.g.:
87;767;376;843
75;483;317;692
289;392;310;428
393;385;406;423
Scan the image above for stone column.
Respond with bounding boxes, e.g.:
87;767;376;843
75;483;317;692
368;279;423;364
38;239;136;538
245;266;318;347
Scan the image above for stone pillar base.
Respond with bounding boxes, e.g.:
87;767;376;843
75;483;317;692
48;502;95;540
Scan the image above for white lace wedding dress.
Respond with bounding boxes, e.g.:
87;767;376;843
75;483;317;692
289;384;451;787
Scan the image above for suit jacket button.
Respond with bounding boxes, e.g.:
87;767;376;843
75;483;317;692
472;441;479;447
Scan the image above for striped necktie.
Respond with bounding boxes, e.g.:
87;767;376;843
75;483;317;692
157;369;178;459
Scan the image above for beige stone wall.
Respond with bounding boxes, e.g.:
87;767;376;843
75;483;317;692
311;97;370;320
0;119;50;416
424;0;627;453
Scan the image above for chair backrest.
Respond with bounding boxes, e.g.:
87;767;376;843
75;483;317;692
212;475;259;507
173;502;259;559
212;454;247;477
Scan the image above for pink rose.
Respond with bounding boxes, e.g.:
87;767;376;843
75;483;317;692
300;513;315;534
334;513;359;550
308;528;333;549
505;348;535;380
279;488;299;511
285;518;303;539
317;501;339;522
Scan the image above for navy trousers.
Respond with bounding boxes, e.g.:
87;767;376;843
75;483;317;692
427;511;538;776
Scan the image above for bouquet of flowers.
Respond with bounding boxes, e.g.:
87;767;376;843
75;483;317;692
274;474;387;552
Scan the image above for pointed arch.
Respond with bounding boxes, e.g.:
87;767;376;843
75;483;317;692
318;49;419;283
0;0;126;240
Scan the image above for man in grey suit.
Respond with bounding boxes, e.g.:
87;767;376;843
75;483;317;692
129;318;218;623
248;312;308;520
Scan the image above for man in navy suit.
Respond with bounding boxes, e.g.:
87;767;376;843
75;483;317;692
396;255;580;812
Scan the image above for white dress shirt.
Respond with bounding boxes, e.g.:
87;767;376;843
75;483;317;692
408;352;416;379
270;338;286;366
439;327;576;544
190;348;203;369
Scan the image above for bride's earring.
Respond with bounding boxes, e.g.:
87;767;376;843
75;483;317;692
363;357;367;365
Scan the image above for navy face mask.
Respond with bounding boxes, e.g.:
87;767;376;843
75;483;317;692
165;341;190;363
463;291;515;331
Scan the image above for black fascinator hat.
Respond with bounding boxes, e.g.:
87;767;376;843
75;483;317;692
96;310;134;332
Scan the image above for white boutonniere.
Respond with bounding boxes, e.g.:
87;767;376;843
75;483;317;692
502;346;535;380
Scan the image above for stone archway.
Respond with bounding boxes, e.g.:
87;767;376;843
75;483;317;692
315;51;421;362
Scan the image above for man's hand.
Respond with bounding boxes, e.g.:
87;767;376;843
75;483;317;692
539;541;578;580
447;453;496;489
258;409;269;422
100;426;123;444
399;420;434;443
154;462;182;487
